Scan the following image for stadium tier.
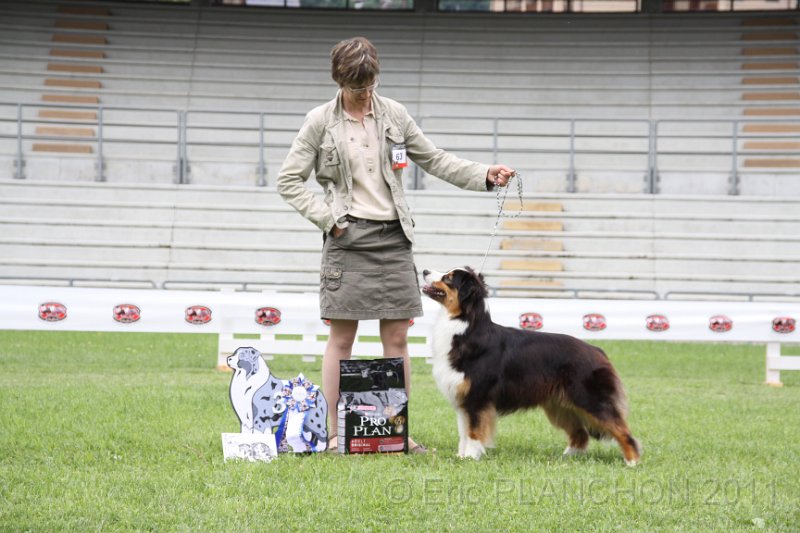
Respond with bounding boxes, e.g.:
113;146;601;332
0;0;798;297
1;178;799;300
0;1;797;190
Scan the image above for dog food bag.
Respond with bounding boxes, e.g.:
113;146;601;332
337;358;408;454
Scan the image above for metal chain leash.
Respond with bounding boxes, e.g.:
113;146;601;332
478;172;524;274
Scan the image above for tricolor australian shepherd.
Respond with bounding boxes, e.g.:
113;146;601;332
422;267;641;466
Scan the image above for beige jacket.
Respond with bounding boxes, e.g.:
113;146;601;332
276;91;491;244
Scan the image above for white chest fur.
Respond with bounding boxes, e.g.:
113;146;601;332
430;311;468;406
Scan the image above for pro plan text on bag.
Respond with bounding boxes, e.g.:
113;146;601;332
338;358;408;454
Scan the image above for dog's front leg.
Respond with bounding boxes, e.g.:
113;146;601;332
456;409;469;457
461;435;486;460
456;410;486;460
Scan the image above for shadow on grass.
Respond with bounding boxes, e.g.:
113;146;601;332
483;439;633;467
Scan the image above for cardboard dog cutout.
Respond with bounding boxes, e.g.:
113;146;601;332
223;347;327;459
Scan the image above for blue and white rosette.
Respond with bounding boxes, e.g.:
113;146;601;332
272;373;325;452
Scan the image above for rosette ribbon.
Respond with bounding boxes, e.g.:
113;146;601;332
273;373;325;452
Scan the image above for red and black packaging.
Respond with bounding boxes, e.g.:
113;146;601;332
337;358;408;454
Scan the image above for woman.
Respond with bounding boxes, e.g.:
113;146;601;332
277;37;514;453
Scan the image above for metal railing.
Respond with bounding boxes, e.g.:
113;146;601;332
2;102;798;193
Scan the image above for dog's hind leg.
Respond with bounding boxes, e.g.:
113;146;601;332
543;400;589;457
579;412;641;467
570;365;641;466
571;399;641;466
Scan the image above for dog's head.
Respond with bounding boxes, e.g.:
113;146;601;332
228;346;263;378
422;267;488;318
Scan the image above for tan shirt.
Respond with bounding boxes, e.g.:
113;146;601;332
277;91;491;244
343;109;398;221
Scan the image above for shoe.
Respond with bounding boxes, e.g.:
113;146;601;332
409;443;429;455
326;435;339;454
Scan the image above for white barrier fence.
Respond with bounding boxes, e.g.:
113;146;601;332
1;284;798;386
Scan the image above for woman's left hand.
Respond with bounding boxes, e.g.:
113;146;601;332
486;165;516;188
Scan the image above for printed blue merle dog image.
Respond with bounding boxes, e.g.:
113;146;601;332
227;347;328;452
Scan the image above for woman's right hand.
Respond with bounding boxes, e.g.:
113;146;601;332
331;225;346;239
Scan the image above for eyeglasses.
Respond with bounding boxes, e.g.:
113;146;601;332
345;79;379;94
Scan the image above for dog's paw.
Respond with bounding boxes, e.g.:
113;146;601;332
563;446;587;457
457;452;483;461
460;440;485;460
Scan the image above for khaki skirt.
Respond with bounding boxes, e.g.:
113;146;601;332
320;217;422;321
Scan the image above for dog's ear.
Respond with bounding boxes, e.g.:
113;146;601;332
463;265;486;285
463;267;488;298
457;268;488;316
237;356;252;375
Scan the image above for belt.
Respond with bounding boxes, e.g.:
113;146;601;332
345;215;400;225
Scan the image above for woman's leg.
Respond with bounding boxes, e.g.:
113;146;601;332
323;319;359;440
380;318;425;450
379;318;411;389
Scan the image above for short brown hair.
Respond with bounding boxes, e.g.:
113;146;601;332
330;37;380;88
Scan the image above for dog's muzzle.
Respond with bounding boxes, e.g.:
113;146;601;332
421;269;446;299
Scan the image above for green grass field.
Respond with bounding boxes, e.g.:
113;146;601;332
1;331;798;531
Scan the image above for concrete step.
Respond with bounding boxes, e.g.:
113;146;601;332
0;243;170;263
742;92;800;102
47;62;104;74
502;220;565;232
56;6;111;16
44;78;102;89
741;47;799;57
38;109;98;121
51;34;107;45
742;141;800;150
741;18;799;27
500;239;564;251
741;77;799;85
50;49;106;59
35;126;95;137
743;108;800;117
5;217;795;258
41;94;100;105
1;201;174;222
498;279;564;288
744;159;800;168
741;61;799;70
0;221;173;242
38;246;789;280
742;124;800;133
54;20;109;31
500;260;564;272
32;143;93;154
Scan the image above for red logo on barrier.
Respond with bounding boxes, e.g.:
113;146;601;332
185;305;212;325
583;313;606;332
113;304;141;324
519;312;543;330
646;314;670;332
39;302;67;322
255;307;281;326
709;315;732;333
772;317;795;334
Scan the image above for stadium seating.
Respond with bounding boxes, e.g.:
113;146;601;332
0;1;797;189
0;1;798;299
2;177;799;300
